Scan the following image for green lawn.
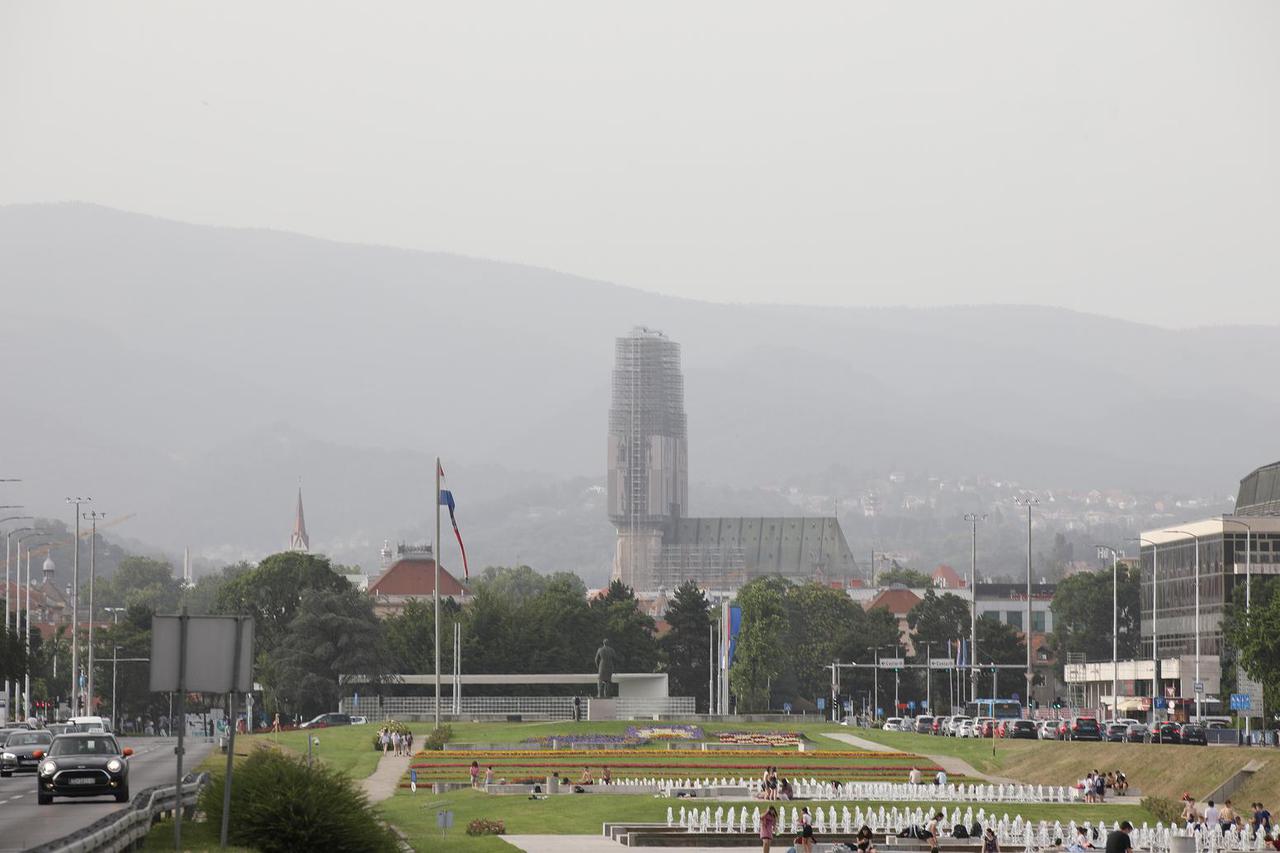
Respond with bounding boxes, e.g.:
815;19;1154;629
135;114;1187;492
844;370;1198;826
851;729;1018;774
378;787;1155;853
235;723;412;779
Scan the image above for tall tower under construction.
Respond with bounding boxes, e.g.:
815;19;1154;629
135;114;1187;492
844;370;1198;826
607;327;688;589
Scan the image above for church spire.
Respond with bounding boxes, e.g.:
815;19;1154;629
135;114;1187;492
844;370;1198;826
290;485;310;552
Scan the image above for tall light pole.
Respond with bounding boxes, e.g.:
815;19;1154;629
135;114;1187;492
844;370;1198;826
1096;545;1122;722
1014;498;1038;717
433;461;441;729
1219;517;1252;737
15;531;50;721
67;496;91;714
83;510;106;714
2;516;33;725
963;513;986;708
103;607;127;728
1130;537;1158;722
1167;529;1202;722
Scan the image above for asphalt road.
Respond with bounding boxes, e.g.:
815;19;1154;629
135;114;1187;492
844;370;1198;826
0;735;216;852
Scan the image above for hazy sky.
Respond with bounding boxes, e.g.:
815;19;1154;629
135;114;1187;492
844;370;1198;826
3;2;1277;327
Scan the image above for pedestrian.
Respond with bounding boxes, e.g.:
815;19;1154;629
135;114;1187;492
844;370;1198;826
1181;794;1199;830
1104;821;1133;853
407;731;414;753
1068;826;1095;852
573;695;582;722
935;769;947;786
761;805;778;853
272;712;281;733
909;766;922;785
485;765;494;786
470;760;480;788
926;812;943;853
983;827;1000;853
1220;800;1237;832
1205;801;1221;828
580;765;594;785
602;765;612;785
799;805;815;853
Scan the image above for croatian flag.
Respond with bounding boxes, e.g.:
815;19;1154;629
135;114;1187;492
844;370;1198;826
438;462;470;579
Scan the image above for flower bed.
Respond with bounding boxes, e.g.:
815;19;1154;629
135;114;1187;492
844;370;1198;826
414;749;911;760
467;818;506;836
626;724;703;741
521;733;643;747
715;731;803;746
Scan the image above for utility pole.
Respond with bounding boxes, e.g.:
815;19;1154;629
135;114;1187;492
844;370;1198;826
66;497;91;714
1097;545;1121;722
103;607;127;726
434;459;442;729
963;513;986;712
84;510;106;713
1015;498;1038;717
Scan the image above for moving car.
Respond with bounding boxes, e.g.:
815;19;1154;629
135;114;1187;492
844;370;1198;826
1154;722;1181;744
1007;719;1038;740
2;730;54;776
1124;723;1150;743
1179;724;1208;746
67;716;111;733
1066;716;1102;741
37;732;132;804
300;713;352;729
1105;722;1128;742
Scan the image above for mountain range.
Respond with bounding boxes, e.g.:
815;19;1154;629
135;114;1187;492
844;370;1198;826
2;203;1273;584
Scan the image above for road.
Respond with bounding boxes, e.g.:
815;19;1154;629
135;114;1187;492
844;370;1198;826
0;735;216;852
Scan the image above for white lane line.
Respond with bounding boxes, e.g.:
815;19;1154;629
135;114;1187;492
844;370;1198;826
10;794;21;799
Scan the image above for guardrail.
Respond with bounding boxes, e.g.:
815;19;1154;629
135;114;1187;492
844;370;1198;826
28;772;211;853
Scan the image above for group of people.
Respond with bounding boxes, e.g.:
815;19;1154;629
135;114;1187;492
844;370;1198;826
468;761;497;788
1079;769;1126;802
757;804;817;853
377;726;414;755
758;811;1007;853
1181;796;1273;834
757;767;796;801
908;766;949;786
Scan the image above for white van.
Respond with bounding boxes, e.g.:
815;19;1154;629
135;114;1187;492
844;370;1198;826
67;715;112;733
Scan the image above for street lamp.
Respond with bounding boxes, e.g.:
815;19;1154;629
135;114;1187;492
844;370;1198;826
1166;529;1202;723
83;510;107;712
1014;497;1038;717
1129;537;1159;722
1096;545;1123;723
103;607;127;728
66;497;90;714
963;513;986;708
15;530;51;721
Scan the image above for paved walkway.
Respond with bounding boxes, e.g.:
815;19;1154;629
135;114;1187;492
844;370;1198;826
822;732;1009;783
361;751;415;802
502;837;739;853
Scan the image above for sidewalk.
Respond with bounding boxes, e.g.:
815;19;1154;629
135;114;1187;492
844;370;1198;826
361;750;414;803
823;732;1010;783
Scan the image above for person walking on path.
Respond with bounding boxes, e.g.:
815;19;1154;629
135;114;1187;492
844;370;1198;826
799;805;815;853
470;760;480;788
272;712;281;733
760;806;778;853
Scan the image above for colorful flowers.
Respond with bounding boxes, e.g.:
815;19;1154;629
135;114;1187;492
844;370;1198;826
626;724;704;741
466;818;506;836
716;731;803;746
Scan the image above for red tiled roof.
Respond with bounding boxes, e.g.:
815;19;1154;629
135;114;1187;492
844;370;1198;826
865;588;923;615
932;564;965;587
368;558;468;597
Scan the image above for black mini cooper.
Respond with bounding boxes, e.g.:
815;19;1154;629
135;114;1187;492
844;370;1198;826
36;733;133;804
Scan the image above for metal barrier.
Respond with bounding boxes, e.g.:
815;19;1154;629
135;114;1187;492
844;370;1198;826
29;772;211;853
339;695;696;719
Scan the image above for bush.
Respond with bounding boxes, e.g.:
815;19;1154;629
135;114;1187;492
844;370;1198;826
201;746;398;853
371;720;412;750
467;818;506;836
1142;795;1182;825
422;725;453;751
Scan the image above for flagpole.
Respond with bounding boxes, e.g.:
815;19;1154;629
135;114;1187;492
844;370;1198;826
434;457;442;729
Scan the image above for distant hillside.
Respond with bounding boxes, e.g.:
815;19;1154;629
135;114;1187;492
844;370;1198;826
1;203;1274;580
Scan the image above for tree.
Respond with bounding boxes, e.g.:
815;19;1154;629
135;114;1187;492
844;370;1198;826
1048;565;1140;667
729;577;788;712
214;552;352;653
1224;576;1280;716
907;591;971;653
93;556;184;613
975;617;1025;696
274;587;392;719
659;581;712;712
589;579;659;674
183;562;252;614
780;583;868;707
382;597;463;674
0;623;26;686
878;567;933;587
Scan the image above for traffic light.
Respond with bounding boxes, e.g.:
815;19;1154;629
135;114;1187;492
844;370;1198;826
1052;697;1063;710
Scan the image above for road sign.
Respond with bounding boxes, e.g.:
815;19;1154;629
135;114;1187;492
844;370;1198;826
783;702;793;714
879;657;905;669
843;701;853;712
876;707;884;718
1230;693;1251;711
929;659;952;669
1154;697;1167;710
1194;682;1205;694
1012;692;1020;702
817;698;826;710
908;700;916;711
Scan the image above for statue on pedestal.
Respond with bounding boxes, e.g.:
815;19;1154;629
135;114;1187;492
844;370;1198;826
595;638;617;698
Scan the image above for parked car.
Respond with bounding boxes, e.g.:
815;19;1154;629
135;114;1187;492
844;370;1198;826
1007;719;1038;740
932;716;949;735
37;732;133;804
1154;722;1181;744
1124;723;1150;743
1105;722;1128;742
299;713;352;730
1067;716;1102;741
1180;724;1208;746
948;717;968;736
980;719;998;737
1;729;54;776
883;717;903;731
349;716;368;725
1055;719;1070;740
956;720;976;738
914;716;935;734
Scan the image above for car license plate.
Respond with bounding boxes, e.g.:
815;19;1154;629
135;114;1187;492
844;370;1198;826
20;758;35;764
68;777;96;785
